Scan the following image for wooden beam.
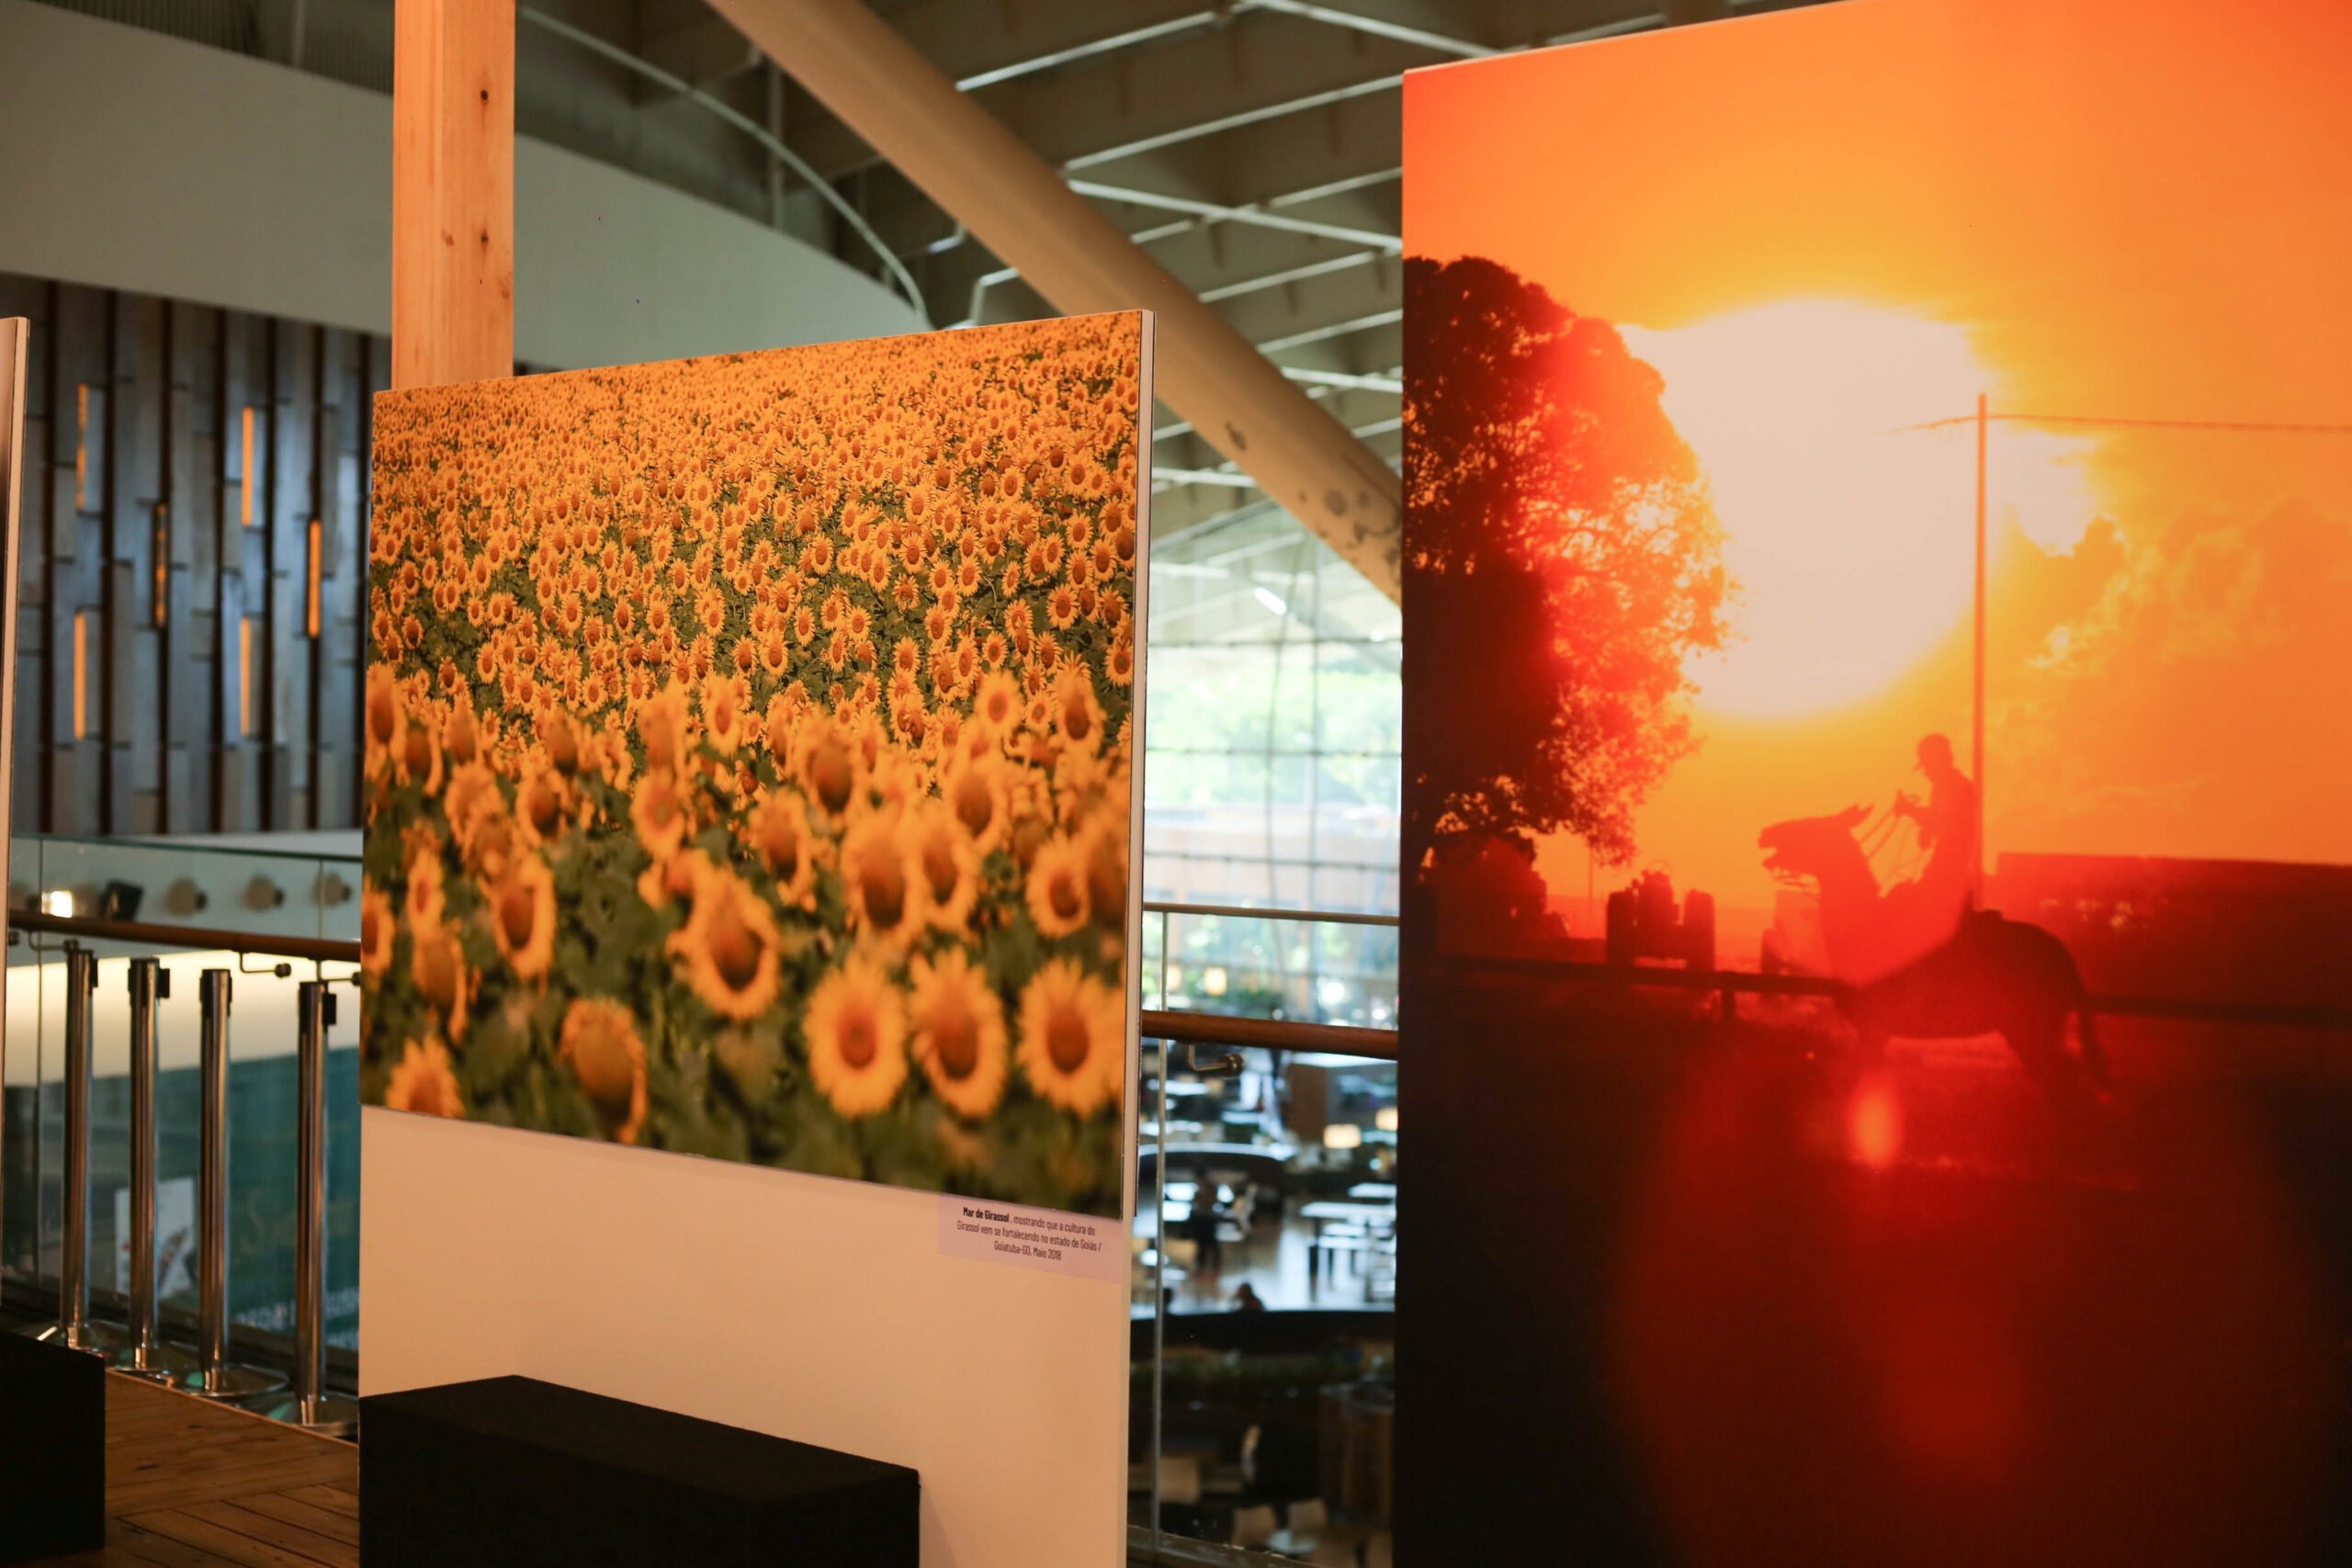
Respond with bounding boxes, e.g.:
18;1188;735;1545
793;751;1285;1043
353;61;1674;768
707;0;1404;600
391;0;514;391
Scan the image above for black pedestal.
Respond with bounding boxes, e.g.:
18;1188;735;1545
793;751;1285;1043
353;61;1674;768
360;1375;920;1567
0;1334;106;1563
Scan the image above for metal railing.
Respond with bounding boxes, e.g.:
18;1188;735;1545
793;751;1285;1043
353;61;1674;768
12;912;359;1432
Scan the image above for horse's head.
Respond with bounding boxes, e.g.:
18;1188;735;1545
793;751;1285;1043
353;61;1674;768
1758;804;1871;883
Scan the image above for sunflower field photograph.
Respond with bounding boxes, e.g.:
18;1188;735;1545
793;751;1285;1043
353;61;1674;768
359;313;1148;1218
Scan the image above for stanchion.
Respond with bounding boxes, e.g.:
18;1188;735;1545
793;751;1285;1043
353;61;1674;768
253;980;356;1435
175;969;285;1401
32;945;105;1354
116;957;192;1380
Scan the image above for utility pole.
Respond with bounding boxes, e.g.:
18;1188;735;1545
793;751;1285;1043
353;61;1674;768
1973;392;1987;901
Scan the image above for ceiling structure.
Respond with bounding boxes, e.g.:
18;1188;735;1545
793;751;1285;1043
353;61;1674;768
619;0;1812;540
38;0;1814;617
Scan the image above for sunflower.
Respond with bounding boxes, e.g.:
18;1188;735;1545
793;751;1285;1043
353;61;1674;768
410;922;471;1043
399;712;445;793
541;708;581;773
1086;825;1128;932
1014;959;1124;1116
839;809;922;947
385;1036;464;1119
1063;671;1105;757
668;865;784;1021
360;884;395;979
798;719;865;821
365;664;401;778
514;766;570;847
745;788;818;905
463;805;521;882
403;849;447;929
491;852;558;981
908;950;1008;1121
909;803;979;932
639;680;691;774
629;769;692;861
638;845;710;911
701;672;748;756
804;951;909;1119
974;670;1021;734
559;998;648;1145
443;699;481;765
1025;832;1091;938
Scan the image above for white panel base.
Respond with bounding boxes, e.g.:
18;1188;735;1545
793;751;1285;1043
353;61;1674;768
361;1107;1128;1568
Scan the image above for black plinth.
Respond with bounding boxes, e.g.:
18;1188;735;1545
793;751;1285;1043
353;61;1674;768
0;1333;106;1563
360;1375;920;1567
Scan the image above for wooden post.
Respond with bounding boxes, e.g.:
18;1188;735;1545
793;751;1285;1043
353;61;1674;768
391;1;514;391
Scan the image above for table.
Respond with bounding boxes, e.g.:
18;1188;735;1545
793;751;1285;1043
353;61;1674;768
1299;1200;1396;1293
1347;1182;1396;1202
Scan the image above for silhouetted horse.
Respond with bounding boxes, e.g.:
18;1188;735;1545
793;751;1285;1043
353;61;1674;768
1758;807;2110;1112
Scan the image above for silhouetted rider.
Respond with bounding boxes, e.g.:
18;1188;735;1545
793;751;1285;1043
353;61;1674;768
1894;733;1976;926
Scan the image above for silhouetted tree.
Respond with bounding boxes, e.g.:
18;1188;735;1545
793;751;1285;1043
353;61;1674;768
1403;255;1728;881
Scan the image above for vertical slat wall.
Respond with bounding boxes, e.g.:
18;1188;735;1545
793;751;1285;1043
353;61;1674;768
0;273;379;836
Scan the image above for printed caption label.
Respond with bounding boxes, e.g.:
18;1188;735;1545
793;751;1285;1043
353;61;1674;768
937;1195;1125;1282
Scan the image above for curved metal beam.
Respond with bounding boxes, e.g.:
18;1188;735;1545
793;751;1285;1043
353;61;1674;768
708;0;1404;600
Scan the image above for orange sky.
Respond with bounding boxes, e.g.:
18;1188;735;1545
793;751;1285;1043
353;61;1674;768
1407;0;2352;940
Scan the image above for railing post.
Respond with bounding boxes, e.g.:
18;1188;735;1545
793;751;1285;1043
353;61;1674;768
176;968;285;1400
119;956;175;1377
272;977;356;1434
295;979;327;1416
42;944;102;1353
197;968;231;1373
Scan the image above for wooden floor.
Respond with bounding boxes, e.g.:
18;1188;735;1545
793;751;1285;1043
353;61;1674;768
31;1373;359;1567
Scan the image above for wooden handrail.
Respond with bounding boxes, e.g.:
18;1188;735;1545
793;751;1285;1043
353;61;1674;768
10;909;361;965
1142;1008;1397;1061
1142;899;1399;929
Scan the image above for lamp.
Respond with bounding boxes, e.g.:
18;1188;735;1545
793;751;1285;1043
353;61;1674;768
1323;1123;1363;1152
1375;1106;1398;1134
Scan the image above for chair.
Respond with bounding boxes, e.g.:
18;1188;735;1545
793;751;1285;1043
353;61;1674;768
1363;1232;1397;1303
1311;1224;1372;1289
1231;1504;1277;1549
1287;1497;1329;1536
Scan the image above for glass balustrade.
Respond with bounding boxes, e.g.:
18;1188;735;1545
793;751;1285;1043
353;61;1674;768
1132;907;1398;1567
1;834;362;1362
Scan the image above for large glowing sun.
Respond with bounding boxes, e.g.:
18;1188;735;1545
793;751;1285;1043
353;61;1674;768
1621;302;2094;721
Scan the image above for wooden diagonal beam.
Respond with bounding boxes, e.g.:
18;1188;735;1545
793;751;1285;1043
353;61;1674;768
707;0;1403;600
